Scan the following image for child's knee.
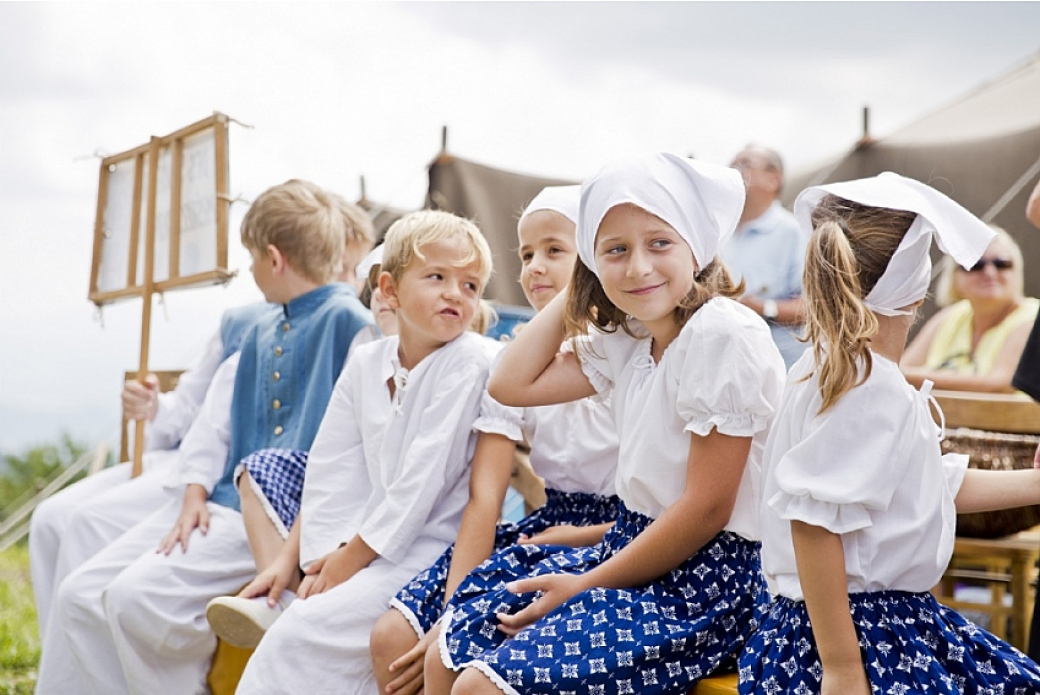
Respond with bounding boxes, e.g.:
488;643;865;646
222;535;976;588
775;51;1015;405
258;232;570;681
370;608;415;663
452;667;497;695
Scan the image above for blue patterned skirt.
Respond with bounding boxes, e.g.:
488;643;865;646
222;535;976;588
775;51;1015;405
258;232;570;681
739;590;1040;694
439;502;767;695
235;448;308;538
391;489;621;636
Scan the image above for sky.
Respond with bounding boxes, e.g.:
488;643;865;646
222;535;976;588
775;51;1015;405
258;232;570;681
1;1;1039;456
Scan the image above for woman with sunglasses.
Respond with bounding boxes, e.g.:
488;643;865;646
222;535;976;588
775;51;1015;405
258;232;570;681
901;227;1037;392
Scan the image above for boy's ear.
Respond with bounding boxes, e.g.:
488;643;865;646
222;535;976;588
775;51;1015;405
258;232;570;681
377;271;400;310
267;244;287;275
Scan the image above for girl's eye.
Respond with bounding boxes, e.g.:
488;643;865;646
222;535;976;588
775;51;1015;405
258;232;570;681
520;252;533;263
464;282;478;291
549;246;565;256
606;245;626;255
427;273;443;280
650;239;672;250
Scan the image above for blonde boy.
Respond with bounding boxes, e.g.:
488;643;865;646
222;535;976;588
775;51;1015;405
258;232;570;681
41;180;372;695
233;210;496;694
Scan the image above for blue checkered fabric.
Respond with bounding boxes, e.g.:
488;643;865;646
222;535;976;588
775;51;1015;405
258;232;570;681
241;448;308;531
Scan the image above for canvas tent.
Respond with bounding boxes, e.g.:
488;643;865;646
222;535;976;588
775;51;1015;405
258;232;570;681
427;152;575;306
784;52;1040;301
358;197;409;240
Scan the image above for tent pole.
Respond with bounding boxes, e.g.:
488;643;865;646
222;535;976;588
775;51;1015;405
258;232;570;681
982;154;1040;223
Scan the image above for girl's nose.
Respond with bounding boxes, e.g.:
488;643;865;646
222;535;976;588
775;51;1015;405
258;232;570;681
627;248;652;277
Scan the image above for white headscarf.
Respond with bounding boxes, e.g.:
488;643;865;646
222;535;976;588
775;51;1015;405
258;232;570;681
519;185;581;227
794;172;996;316
356;243;384;284
576;153;746;278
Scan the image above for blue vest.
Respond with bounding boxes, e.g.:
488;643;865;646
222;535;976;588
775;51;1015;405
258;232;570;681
209;284;373;510
219;302;275;359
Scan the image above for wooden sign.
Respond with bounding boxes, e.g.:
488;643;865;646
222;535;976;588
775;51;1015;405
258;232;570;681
89;112;233;305
88;113;235;475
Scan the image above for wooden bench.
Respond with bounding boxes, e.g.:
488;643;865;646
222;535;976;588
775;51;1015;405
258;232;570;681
929;390;1040;653
690;673;739;694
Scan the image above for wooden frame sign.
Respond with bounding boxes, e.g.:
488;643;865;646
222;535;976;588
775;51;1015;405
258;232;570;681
88;113;234;476
89;113;233;305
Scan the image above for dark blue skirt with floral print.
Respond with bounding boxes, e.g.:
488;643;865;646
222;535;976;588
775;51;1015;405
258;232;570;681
739;590;1040;695
391;489;621;636
439;501;767;695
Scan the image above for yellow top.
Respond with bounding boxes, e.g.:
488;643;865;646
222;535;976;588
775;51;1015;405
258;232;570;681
925;297;1039;375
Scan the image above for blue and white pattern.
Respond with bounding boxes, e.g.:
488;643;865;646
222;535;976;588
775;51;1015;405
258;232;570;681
392;489;621;636
440;502;767;694
740;590;1040;695
238;448;308;536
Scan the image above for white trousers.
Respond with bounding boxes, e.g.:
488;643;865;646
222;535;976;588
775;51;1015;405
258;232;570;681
30;455;178;642
36;498;255;695
236;551;439;695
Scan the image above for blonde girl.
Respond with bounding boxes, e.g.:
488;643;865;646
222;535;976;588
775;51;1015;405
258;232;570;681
427;153;786;695
740;172;1040;695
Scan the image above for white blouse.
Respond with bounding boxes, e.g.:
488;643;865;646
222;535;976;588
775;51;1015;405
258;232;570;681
577;298;785;539
299;331;491;568
474;386;619;497
760;350;968;600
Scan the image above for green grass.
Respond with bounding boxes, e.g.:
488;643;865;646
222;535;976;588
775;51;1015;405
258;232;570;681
0;544;38;694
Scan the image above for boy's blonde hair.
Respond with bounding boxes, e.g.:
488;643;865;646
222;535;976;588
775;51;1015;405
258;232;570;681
803;194;917;413
933;225;1024;307
380;210;493;289
336;196;376;249
240;179;347;285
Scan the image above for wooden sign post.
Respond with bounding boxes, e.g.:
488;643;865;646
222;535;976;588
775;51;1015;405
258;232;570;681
89;113;235;476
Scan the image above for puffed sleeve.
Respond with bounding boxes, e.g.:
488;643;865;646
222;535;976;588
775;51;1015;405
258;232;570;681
941;452;970;497
677;301;785;438
473;389;524;442
473;350;524;441
298;354;370;568
573;331;615;398
768;378;914;534
356;355;489;564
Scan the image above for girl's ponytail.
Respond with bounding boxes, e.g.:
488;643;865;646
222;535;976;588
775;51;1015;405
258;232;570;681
803;196;916;413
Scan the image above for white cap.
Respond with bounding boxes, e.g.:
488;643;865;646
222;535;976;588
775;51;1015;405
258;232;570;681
794;172;995;316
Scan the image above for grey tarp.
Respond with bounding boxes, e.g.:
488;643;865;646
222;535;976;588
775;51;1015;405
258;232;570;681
358;198;409;241
426;153;574;306
784;53;1040;302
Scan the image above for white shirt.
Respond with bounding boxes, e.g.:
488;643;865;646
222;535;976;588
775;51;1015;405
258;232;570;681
577;298;784;538
172;353;240;491
475;377;618;496
146;330;225;452
299;331;491;568
760;350;968;600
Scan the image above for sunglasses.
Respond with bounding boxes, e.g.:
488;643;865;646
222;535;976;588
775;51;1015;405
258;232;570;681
965;258;1013;273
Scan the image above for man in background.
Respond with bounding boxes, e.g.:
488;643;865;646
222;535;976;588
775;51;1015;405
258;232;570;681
722;144;807;369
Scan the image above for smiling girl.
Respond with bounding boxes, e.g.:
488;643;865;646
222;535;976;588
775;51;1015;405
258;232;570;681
426;154;786;695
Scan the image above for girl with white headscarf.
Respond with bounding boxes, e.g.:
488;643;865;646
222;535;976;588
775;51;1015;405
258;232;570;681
427;154;786;695
741;172;1040;695
370;186;621;694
